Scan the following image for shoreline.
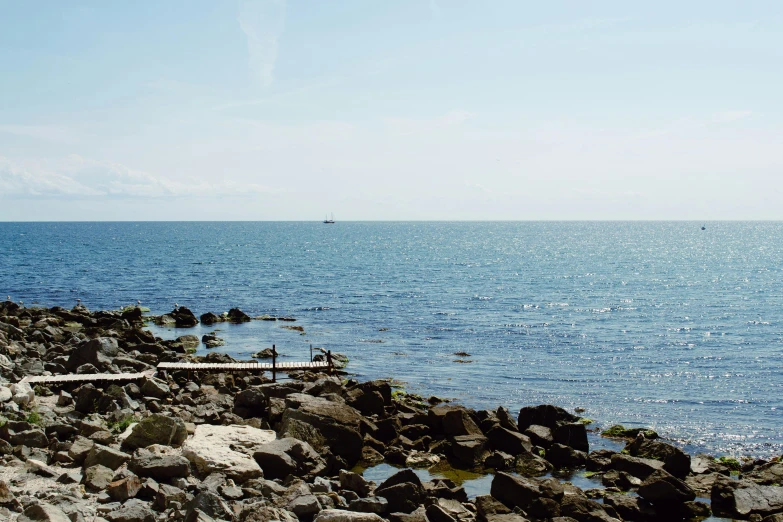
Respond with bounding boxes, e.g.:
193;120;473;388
0;302;780;521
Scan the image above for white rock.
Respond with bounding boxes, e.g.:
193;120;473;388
0;386;12;403
10;382;34;407
181;424;275;482
314;509;386;522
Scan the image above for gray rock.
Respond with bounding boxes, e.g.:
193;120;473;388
451;434;490;468
10;428;49;448
253;437;326;480
315;510;386;522
340;469;371;497
129;449;190;480
490;472;563;512
638;469;696;504
84;464;116;491
104;499;155;522
288;494;322;517
626;437;691;479
17;504;72;522
553;422;589;452
107;476;142;502
186;490;233;520
122;414;186;450
545;443;587;468
348;497;388;514
68;337;119;370
139;378;171;400
610;452;665;480
486;426;533;455
712;474;783;518
85;444;131;471
517;404;579;431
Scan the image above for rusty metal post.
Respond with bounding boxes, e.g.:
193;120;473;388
326;349;333;375
272;344;276;383
310;344;313;362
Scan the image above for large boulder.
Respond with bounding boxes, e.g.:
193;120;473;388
227;308;251;323
452;434;490;468
314;510;385;522
278;393;364;465
626;437;691;479
637;469;696;504
374;469;424;514
171;306;198;327
182;424;274;482
490;471;563;512
712;474;783;518
128;448;190;480
610;453;665;480
67;337;119;370
121;414;187;450
553;423;588;452
17;504;72;522
517;405;579;431
254;437;327;480
486;426;533;456
429;405;483;437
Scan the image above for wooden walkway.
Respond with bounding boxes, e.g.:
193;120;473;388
21;370;155;386
157;361;330;371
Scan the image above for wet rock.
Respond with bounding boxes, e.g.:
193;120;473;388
451;434;490;468
712;474;783;518
747;462;783;485
429;405;483;437
553;423;588;452
517;405;579;431
486;426;533;455
515;451;553;476
227;308;251;323
626;437;691;478
201;333;225;348
523;424;553;448
637;468;696;504
610;452;665;480
176;335;200;350
171;307;199;328
559;495;620;522
200;312;223;325
604;493;656;521
490;471;563;512
375;469;425;514
545;443;587;468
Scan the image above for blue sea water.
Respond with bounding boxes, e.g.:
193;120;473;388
2;221;783;458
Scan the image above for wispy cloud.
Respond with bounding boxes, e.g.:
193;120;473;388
238;0;287;88
0;155;272;199
384;109;475;135
712;110;752;124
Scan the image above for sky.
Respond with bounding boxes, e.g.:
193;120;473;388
0;0;782;221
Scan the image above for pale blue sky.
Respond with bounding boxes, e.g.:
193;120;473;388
1;1;781;220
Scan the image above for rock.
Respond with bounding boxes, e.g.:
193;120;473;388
176;335;200;349
405;451;441;468
10;428;49;448
747;462;783;485
186;491;233;521
425;504;457;522
490;472;563;512
227;308;251;323
559;495;620;522
0;386;12;403
523;424;554;448
121;414;187;450
429;405;483;437
486;426;533;455
349;497;388;514
451;434;490;468
183;424;274;482
254;436;326;479
637;469;696;504
626;437;691;478
200;312;222;325
278;393;364;465
17;504;72;522
128;448;191;479
288;494;323;517
105;499;156;522
515;452;553;476
712;474;783;518
84;464;116;491
139;377;171;400
610;452;665;480
375;469;425;514
67;337;120;370
171;307;199;327
545;443;587;468
604;493;657;521
553;422;589;452
252;348;275;359
85;444;131;470
340;469;371;497
517;405;579;431
316;509;386;522
107;476;142;502
201;333;225;348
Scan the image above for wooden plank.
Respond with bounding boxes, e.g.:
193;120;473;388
21;370;153;386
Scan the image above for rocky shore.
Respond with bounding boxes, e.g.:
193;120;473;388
1;301;783;522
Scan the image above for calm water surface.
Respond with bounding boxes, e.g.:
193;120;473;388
2;221;782;458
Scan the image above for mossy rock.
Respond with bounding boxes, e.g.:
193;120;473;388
601;424;658;439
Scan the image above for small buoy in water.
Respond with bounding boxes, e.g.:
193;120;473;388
701;226;706;231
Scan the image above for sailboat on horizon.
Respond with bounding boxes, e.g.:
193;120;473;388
323;213;335;224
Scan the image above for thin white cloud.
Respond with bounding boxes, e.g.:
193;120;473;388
0;124;85;144
384;109;475;135
0;155;272;199
712;110;752;124
238;0;287;88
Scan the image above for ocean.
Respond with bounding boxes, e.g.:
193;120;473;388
2;221;782;458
